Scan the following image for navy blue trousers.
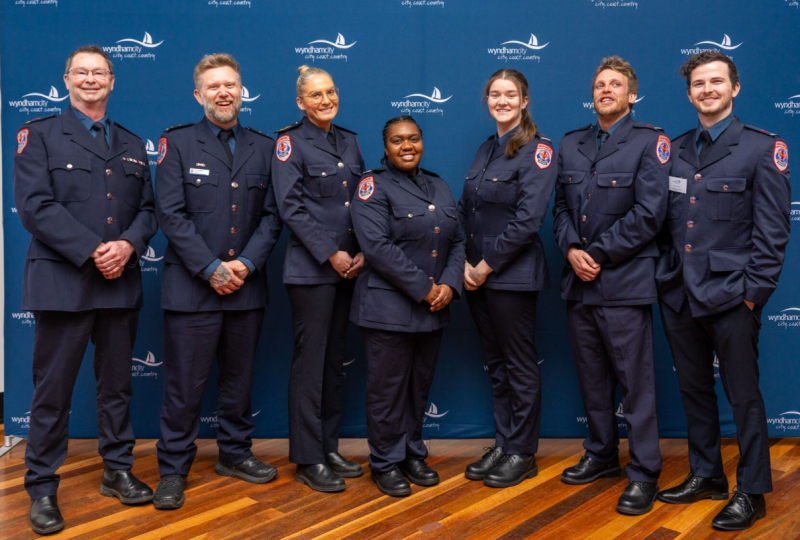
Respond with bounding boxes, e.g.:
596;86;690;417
466;288;541;455
25;309;139;499
156;309;264;477
660;299;772;494
566;301;662;483
361;327;442;473
286;281;353;465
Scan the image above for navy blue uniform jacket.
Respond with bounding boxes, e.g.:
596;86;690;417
13;108;157;311
350;166;466;333
552;116;670;306
155;119;282;312
271;117;366;285
656;118;791;317
458;133;557;291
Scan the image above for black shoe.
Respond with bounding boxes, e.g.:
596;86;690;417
30;495;64;535
658;473;729;504
399;458;440;486
371;469;412;497
616;481;660;515
215;456;277;484
153;474;187;510
712;490;766;531
484;454;538;488
561;455;621;485
325;452;364;478
465;445;505;481
296;464;346;493
99;469;154;504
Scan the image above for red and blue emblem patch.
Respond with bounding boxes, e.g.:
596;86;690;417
157;137;167;165
358;176;375;201
774;141;789;172
656;135;671;165
16;129;29;154
276;135;292;162
535;144;552;169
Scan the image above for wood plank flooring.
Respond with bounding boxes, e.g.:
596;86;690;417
1;426;799;539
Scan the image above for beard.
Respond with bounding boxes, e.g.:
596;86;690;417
204;96;242;124
594;97;629;118
694;92;733;116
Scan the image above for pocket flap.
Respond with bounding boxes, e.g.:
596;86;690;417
122;161;144;177
706;177;746;193
559;171;585;184
391;205;426;219
484;169;514;183
348;163;362;176
307;164;338;177
597;173;634;187
442;205;458;219
367;272;397;290
48;156;91;172
246;174;268;190
708;246;751;272
183;170;219;187
465;168;482;181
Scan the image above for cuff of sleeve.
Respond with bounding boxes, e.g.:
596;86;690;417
201;259;223;281
239;257;256;276
744;285;772;307
585;246;609;266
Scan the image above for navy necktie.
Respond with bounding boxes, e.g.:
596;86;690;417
92;121;109;156
598;130;610;150
326;130;338;152
413;174;429;197
698;130;713;164
218;129;234;166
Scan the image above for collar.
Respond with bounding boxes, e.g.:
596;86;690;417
385;159;421;182
496;125;519;146
302;116;335;137
204;117;240;138
598;113;629;137
70;106;110;133
695;113;734;143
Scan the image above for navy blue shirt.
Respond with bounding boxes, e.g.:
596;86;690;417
695;112;734;154
71;106;111;146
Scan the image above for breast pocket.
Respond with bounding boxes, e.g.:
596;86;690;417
704;178;747;221
306;164;340;198
122;160;145;207
439;205;459;239
391;206;427;240
478;169;516;204
48;156;92;202
246;174;268;215
183;171;219;213
596;173;634;214
558;171;585;209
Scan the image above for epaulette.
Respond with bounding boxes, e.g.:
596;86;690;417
333;123;357;135
564;124;593;136
486;134;496;141
113;121;143;141
538;133;552;143
165;123;194;133
364;169;383;176
420;167;441;178
744;124;779;138
244;127;274;140
23;114;56;126
633;122;664;132
276;122;302;134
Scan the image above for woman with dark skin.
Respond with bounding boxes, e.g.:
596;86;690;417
350;116;466;497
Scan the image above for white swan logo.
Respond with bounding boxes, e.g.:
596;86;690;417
22;86;68;102
694;34;742;50
782;307;800;312
343;358;355;366
132;351;163;367
405;87;452;103
146;139;159;156
241;87;261;102
141;246;164;262
424;403;449;419
501;33;550;50
309;33;357;49
252;410;262;417
615;404;625;418
781;411;800;416
116;31;164;48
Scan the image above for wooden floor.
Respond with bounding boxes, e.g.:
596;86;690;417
1;427;799;540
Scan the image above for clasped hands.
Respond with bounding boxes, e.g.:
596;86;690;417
567;247;601;282
91;240;135;279
209;260;251;295
424;282;453;312
329;251;365;279
463;260;493;291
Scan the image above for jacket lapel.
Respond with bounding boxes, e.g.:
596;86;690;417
63;108;107;160
231;127;255;178
197;119;232;170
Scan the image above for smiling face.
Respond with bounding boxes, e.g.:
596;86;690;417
592;69;635;122
194;66;242;128
385;121;423;173
687;60;740;124
296;74;339;131
487;78;529;132
63;52;115;113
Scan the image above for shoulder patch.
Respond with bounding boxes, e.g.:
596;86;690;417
165;123;194;133
774;141;789;172
358;176;375;201
23;114;56;125
17;129;29;154
535;143;553;169
112;122;142;141
744;124;779;138
276;135;292;162
276;122;301;134
244;126;274;141
634;122;664;132
419;167;441;178
656;135;671;165
564;124;593;136
157;137;168;165
332;123;357;135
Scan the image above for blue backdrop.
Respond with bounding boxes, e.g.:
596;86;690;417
3;0;800;442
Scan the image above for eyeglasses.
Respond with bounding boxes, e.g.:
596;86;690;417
68;69;113;81
299;87;340;103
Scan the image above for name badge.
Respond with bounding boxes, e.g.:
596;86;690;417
190;168;210;176
669;176;687;194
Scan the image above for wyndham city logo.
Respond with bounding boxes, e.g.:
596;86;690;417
103;32;163;61
615;403;625;418
201;410;261;429
10;411;31;430
767;411;800;432
132;351;162;378
140;245;163;273
295;33;355;62
146;139;160;165
681;34;741;56
395;0;446;7
9;86;67;115
775;95;800;118
207;0;253;7
767;307;800;329
488;33;549;63
240;86;260;115
391;87;451;116
423;402;448;430
587;0;640;8
791;202;800;222
11;311;35;326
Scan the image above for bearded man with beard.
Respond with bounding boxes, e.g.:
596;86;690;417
152;53;283;509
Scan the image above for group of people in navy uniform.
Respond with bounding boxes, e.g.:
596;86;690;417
12;44;789;536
